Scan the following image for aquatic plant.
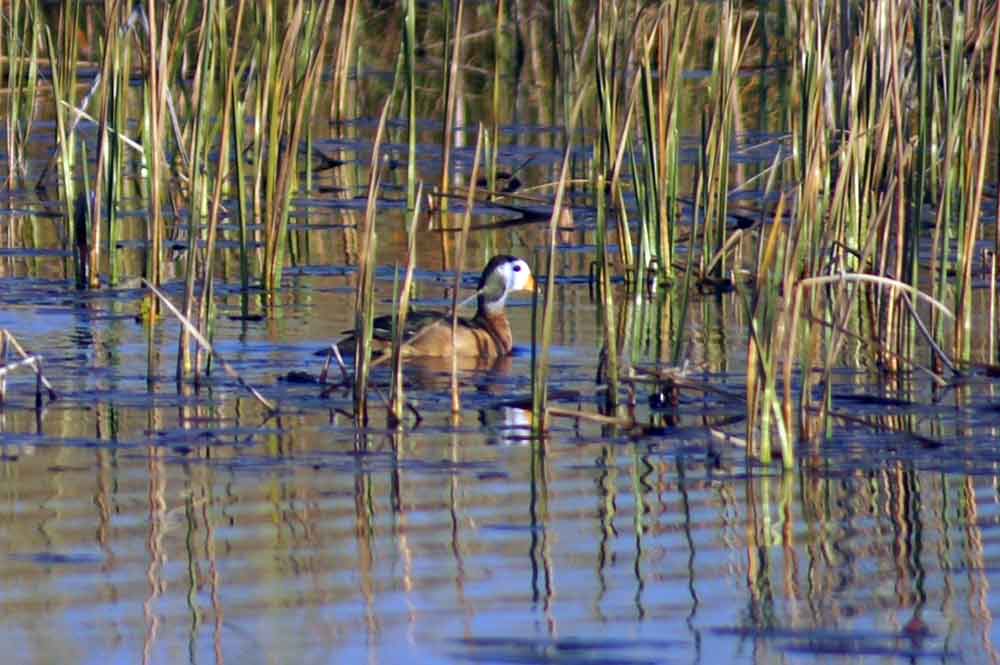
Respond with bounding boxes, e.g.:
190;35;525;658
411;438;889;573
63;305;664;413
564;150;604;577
1;0;993;468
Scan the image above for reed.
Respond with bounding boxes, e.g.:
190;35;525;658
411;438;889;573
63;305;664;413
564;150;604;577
3;0;43;191
105;10;133;287
390;184;423;425
593;0;619;412
437;0;464;225
403;0;417;212
197;0;248;371
177;0;217;377
87;2;121;289
633;3;695;282
450;127;484;416
699;4;749;281
261;0;337;291
141;1;171;293
353;96;394;423
42;1;83;283
330;0;359;122
532;91;586;433
230;74;252;319
488;0;506;196
929;5;968;360
955;5;1000;361
741;195;792;467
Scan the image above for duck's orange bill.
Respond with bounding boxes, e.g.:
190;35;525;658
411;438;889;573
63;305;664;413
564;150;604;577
522;275;536;291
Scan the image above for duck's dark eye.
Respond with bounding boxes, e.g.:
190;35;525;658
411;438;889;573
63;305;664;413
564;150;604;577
512;264;522;272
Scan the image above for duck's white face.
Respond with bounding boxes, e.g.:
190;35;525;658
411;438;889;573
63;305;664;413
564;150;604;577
499;258;535;293
479;258;535;316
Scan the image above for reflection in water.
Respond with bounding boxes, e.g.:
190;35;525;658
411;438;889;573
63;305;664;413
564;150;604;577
1;392;999;663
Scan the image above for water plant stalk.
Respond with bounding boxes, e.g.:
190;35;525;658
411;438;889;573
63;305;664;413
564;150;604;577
450;126;484;416
353;96;394;422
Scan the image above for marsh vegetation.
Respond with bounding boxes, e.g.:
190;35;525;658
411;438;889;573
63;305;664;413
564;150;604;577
2;1;1000;662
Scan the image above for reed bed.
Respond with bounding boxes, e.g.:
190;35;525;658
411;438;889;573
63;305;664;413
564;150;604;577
3;1;998;468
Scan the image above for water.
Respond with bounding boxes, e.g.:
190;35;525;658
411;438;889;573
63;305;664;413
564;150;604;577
0;261;998;664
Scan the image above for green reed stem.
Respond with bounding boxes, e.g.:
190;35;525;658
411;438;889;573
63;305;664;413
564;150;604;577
438;0;464;221
403;0;417;212
532;91;586;432
43;19;80;284
230;90;252;315
353;96;394;422
594;1;619;411
489;0;506;195
178;0;217;379
391;183;423;425
198;0;247;371
450;127;485;415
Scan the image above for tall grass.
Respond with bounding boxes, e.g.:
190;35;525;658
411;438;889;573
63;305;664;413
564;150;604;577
7;1;998;468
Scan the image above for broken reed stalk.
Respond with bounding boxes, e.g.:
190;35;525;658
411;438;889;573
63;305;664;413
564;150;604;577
793;273;953;320
0;330;58;403
0;356;45;404
141;280;276;413
450;126;485;416
319;342;350;385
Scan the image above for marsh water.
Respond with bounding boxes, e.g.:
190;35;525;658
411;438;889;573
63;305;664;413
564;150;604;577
4;19;1000;665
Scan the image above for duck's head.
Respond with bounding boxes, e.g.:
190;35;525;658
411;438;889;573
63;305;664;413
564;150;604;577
477;255;535;317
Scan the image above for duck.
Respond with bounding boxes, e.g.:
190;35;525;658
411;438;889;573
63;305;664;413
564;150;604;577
346;255;535;360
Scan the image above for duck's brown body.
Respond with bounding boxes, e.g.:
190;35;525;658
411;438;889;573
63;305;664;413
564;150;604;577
341;255;533;362
370;311;513;359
